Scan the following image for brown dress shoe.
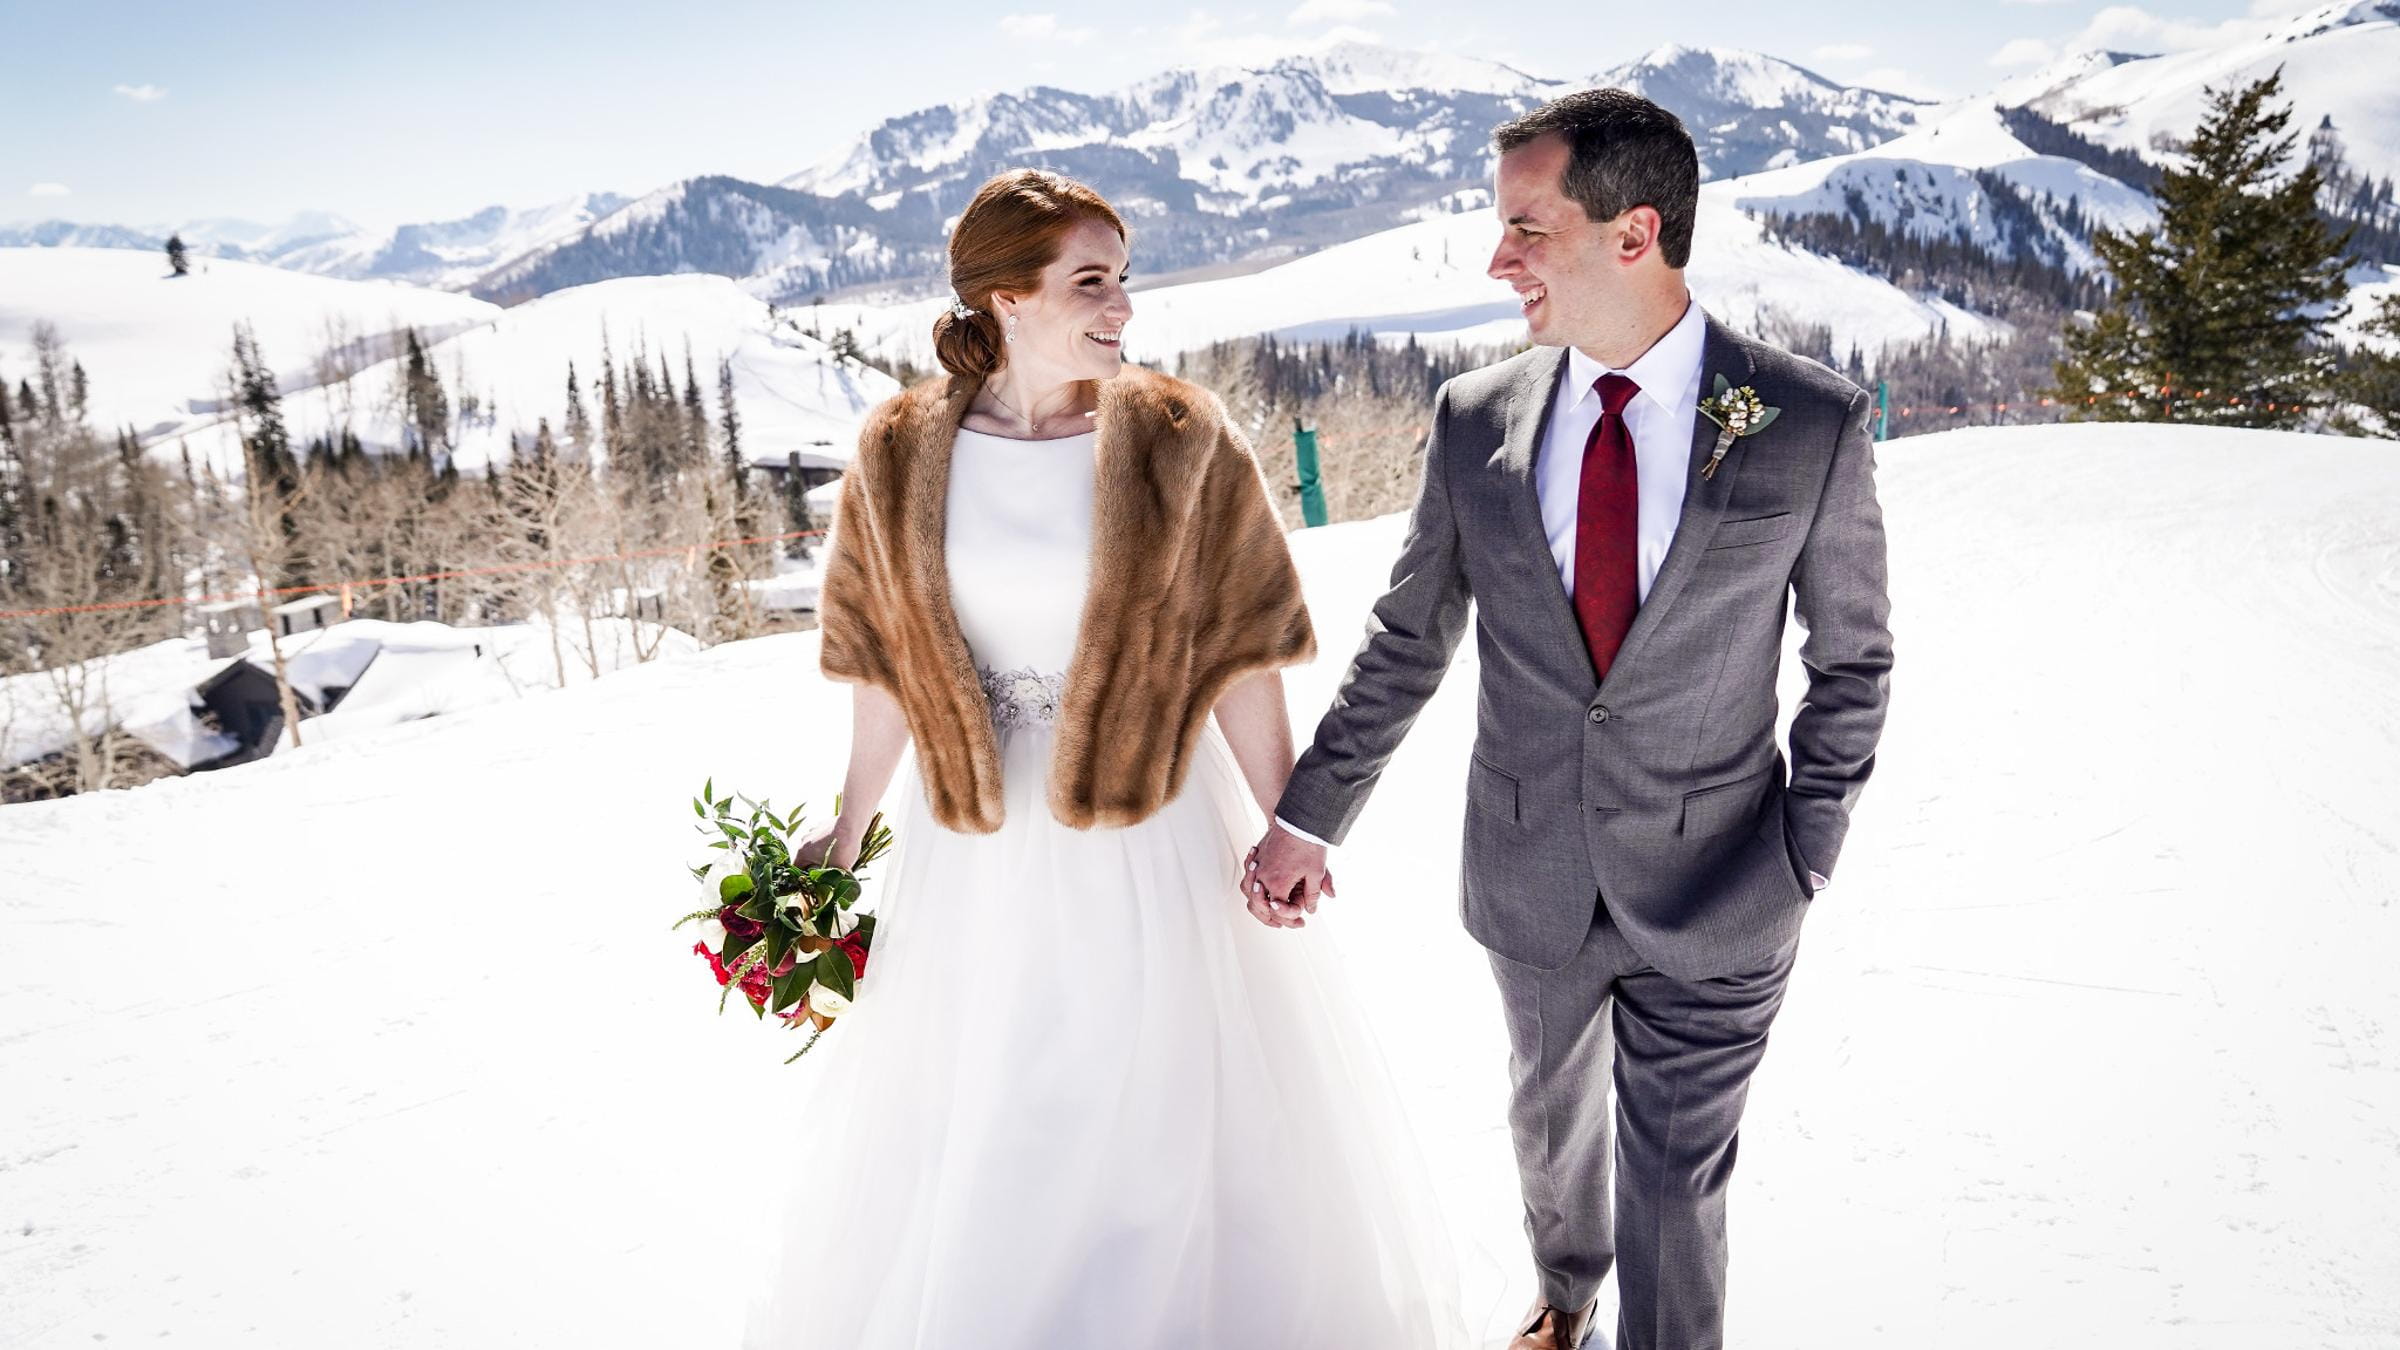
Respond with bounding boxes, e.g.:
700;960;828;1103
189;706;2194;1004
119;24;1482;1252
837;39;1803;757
1508;1296;1598;1349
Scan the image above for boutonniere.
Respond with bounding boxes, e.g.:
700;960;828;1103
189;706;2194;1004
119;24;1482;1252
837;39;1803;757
1697;375;1780;480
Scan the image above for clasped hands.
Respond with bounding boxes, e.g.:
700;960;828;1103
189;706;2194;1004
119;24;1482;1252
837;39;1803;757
1242;822;1333;929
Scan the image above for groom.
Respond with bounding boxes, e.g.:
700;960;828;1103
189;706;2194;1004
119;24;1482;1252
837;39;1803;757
1248;89;1893;1349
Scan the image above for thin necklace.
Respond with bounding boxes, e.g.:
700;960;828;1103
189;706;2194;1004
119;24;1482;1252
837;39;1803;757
983;380;1088;438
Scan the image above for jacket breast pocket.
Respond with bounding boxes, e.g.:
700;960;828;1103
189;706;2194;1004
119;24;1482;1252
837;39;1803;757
1705;512;1794;552
1468;753;1520;825
1680;764;1775;838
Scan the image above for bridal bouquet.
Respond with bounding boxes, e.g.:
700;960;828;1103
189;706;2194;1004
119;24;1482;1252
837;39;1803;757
672;778;893;1063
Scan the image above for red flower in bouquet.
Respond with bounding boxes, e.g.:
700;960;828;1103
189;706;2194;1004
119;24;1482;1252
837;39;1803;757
676;779;893;1063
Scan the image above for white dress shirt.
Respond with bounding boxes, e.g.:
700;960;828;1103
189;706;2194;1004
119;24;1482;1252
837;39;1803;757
1273;299;1826;890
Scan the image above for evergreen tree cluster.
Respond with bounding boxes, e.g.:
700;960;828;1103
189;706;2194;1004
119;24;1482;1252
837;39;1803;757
2051;67;2354;428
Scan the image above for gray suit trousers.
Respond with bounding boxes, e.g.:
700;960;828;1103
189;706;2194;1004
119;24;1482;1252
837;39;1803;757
1487;899;1798;1350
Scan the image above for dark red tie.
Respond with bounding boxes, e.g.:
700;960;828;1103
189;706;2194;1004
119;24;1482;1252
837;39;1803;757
1574;373;1641;681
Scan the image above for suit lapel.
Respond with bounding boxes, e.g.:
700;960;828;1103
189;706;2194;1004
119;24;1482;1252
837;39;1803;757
1598;312;1757;695
1497;347;1595;674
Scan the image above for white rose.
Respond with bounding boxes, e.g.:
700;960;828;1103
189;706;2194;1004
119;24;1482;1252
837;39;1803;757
806;982;853;1018
699;856;747;907
696;917;728;946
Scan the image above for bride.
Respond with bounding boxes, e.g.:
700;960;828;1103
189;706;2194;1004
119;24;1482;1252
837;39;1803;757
742;168;1466;1349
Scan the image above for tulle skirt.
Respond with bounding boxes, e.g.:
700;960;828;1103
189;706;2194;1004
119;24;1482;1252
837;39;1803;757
743;717;1468;1349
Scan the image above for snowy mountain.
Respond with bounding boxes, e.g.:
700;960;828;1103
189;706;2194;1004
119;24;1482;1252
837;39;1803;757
1716;102;2160;275
0;195;631;290
480;43;1928;307
1587;44;1929;176
2012;0;2400;184
267;193;634;289
6;421;2397;1346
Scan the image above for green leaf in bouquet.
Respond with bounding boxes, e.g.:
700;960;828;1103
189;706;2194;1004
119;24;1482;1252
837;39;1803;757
773;957;817;1013
776;905;807;933
764;925;789;973
855;912;878;943
816;944;856;1001
692;797;704;818
725;930;758;965
703;776;714;803
827;874;862;909
717;821;744;845
737;891;773;925
718;872;755;904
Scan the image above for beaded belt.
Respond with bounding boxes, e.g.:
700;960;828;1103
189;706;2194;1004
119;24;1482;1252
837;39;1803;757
977;664;1067;732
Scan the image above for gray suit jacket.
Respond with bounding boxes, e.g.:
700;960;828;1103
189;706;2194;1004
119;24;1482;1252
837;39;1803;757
1275;310;1893;978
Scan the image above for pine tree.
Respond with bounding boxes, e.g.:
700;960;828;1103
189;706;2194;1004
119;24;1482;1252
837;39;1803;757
718;355;746;501
562;361;591;453
166;232;190;276
2339;295;2400;439
2051;67;2354;428
401;328;451;454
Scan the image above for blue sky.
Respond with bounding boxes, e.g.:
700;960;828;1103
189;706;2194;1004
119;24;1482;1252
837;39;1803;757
3;0;2289;232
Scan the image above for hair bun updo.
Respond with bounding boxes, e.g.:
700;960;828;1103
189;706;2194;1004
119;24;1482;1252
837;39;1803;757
927;168;1128;380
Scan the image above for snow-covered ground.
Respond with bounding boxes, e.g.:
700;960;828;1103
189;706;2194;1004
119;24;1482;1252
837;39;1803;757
0;247;497;443
0;249;898;483
4;422;2399;1347
0;613;703;776
161;271;900;480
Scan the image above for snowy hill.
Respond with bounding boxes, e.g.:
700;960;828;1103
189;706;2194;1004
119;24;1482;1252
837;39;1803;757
0;248;896;480
2016;0;2400;184
0;246;499;442
7;421;2393;1346
163;271;901;479
808;181;2002;371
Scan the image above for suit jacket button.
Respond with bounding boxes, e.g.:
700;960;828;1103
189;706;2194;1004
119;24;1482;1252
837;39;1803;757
1588;705;1611;724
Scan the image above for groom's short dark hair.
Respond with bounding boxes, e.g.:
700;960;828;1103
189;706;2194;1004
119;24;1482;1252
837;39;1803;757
1493;88;1699;268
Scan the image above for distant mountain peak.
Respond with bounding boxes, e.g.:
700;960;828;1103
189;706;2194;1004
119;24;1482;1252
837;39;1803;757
2267;0;2400;43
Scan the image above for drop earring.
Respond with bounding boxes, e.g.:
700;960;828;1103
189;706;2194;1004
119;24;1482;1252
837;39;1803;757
1004;313;1019;344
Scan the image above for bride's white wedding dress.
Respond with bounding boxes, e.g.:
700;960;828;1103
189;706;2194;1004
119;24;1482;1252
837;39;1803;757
744;426;1467;1349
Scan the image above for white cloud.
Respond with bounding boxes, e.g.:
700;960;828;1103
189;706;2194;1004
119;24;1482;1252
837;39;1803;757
1287;0;1393;23
29;183;70;197
1811;43;1874;63
112;82;167;102
1855;66;1950;101
1990;37;2059;68
1161;9;1380;67
2058;2;2313;56
998;13;1096;43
